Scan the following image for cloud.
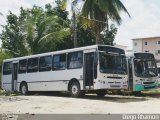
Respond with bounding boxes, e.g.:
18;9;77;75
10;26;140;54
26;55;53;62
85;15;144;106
27;0;54;7
1;0;160;50
0;0;31;26
0;0;32;45
115;0;160;50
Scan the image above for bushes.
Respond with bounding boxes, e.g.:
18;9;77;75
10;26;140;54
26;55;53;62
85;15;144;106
0;90;19;96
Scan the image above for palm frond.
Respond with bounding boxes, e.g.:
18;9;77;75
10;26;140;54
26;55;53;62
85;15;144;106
38;28;70;44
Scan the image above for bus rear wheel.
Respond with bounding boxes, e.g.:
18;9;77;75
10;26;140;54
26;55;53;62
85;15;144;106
20;83;28;95
70;82;84;98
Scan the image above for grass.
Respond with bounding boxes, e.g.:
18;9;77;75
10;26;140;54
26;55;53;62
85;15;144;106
0;89;20;96
142;88;160;94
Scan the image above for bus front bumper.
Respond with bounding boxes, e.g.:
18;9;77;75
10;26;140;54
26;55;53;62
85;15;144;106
135;84;157;91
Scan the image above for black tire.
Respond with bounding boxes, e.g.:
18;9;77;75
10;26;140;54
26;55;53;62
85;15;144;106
70;81;84;98
132;91;142;96
20;83;28;95
96;90;106;97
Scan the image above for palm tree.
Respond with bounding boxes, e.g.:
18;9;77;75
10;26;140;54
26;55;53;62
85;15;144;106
24;6;70;54
81;0;130;44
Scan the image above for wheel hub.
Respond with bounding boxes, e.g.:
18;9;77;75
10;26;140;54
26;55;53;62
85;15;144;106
72;85;78;95
22;86;26;94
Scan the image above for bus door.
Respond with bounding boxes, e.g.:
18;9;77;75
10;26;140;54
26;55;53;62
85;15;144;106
128;59;133;91
12;62;18;91
84;49;97;89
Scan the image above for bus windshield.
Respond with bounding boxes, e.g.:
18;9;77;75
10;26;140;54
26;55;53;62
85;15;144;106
134;59;157;77
99;52;127;74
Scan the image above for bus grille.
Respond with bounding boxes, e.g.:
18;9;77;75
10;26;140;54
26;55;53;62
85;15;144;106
143;82;155;84
110;85;120;87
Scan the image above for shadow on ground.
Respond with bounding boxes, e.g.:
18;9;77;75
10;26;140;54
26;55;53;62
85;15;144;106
28;91;149;103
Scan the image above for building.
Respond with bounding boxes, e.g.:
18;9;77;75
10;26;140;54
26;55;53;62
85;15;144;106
114;44;128;52
132;36;160;66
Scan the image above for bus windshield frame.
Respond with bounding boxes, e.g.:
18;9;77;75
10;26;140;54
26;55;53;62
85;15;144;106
134;53;158;78
98;46;127;75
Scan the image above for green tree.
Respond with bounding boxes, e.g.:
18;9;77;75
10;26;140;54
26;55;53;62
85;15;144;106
0;5;71;56
77;21;96;47
24;6;70;54
1;11;28;57
100;24;117;45
81;0;130;44
0;1;120;59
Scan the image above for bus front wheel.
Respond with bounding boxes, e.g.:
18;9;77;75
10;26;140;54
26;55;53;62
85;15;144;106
70;82;84;98
20;83;28;95
96;90;106;97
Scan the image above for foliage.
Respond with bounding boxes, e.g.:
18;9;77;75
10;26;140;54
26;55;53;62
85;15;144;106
100;24;118;45
0;0;120;58
81;0;130;43
77;22;96;47
24;6;70;54
0;89;19;96
77;20;117;46
1;11;28;57
0;2;71;57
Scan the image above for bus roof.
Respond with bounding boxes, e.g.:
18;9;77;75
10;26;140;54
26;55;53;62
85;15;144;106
125;52;154;57
3;44;121;62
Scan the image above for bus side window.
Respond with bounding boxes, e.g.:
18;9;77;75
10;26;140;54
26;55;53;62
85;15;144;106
39;56;52;72
19;59;27;73
53;54;66;70
3;62;12;75
67;51;83;69
27;57;38;73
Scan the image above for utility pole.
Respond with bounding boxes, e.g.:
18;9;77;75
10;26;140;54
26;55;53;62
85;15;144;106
72;0;77;48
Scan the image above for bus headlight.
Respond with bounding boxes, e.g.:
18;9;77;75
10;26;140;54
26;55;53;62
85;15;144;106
140;79;144;81
136;80;142;84
123;81;128;84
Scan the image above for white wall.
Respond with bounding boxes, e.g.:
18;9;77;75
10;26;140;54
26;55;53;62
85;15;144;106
132;39;143;52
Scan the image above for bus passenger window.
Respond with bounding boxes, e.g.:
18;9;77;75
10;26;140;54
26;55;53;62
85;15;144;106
67;51;83;69
27;58;38;73
19;59;27;73
39;56;52;72
3;62;12;75
53;54;66;70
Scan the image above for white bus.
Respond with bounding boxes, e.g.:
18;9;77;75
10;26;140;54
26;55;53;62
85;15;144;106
157;65;160;87
126;52;158;93
1;45;128;97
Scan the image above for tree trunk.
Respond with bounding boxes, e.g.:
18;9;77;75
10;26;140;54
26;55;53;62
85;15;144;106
72;2;77;48
106;14;109;31
96;32;100;44
73;12;77;48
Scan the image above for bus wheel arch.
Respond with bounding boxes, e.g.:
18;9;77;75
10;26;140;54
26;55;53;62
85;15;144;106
68;78;84;98
20;81;28;95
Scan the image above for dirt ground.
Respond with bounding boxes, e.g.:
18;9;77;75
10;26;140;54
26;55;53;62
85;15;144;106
1;90;160;114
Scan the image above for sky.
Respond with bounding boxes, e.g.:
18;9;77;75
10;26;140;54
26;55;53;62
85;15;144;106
0;0;160;50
